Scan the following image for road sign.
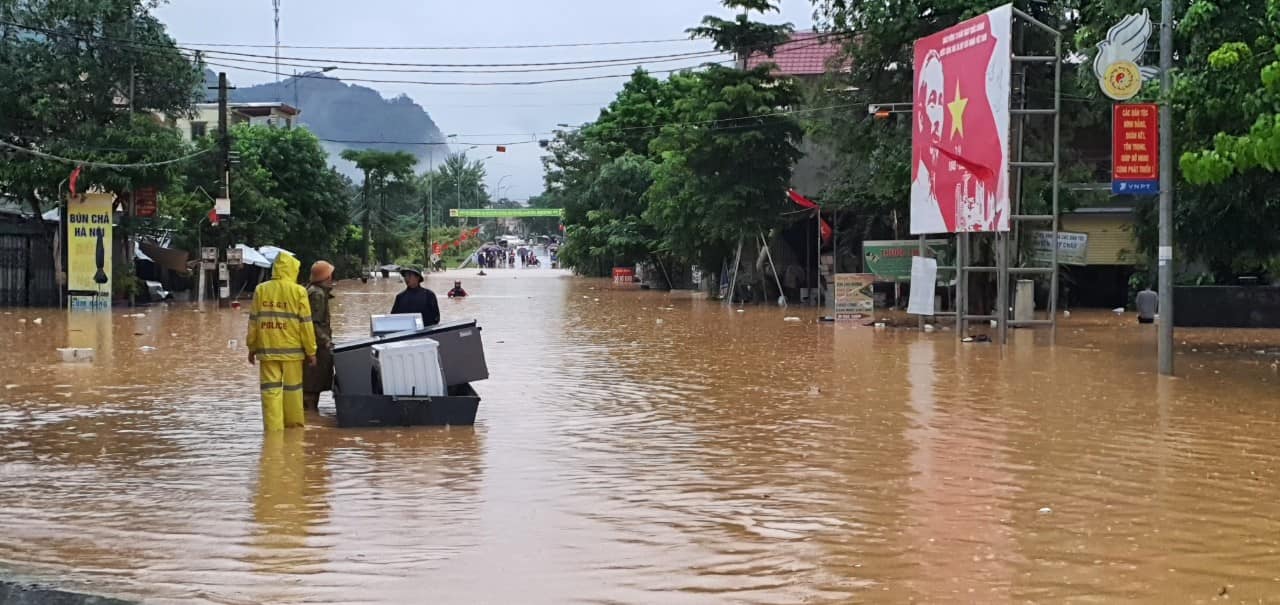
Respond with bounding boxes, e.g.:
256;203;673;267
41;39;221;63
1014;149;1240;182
1112;103;1159;195
450;208;562;218
1031;231;1089;266
134;187;157;218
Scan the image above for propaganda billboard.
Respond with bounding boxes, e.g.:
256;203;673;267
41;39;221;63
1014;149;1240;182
910;4;1012;235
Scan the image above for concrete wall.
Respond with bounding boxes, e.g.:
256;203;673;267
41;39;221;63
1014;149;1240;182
1174;286;1280;328
790;136;835;196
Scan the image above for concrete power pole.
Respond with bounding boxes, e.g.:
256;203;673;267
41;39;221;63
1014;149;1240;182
217;72;230;306
1158;0;1175;375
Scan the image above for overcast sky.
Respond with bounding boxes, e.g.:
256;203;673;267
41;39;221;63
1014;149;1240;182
154;0;816;202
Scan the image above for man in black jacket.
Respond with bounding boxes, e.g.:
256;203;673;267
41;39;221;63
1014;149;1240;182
391;267;440;327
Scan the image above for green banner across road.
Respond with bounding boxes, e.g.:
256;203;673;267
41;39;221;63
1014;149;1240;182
449;208;563;218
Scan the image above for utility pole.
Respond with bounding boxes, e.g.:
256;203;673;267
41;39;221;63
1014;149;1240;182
1158;0;1175;375
426;153;434;270
217;72;231;306
218;72;230;200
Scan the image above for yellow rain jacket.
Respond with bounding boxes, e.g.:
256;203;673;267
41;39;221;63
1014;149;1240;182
246;252;317;361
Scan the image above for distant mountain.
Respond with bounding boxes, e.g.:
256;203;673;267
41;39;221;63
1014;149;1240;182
203;69;446;180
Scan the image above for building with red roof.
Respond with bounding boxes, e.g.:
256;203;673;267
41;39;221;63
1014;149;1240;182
745;31;848;77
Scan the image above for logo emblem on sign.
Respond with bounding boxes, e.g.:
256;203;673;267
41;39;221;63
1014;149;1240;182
1094;10;1157;100
1102;61;1143;100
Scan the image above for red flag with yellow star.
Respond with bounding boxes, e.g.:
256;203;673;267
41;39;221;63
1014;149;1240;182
910;4;1012;234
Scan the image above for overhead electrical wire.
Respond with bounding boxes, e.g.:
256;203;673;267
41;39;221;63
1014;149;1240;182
190;47;733;69
193;32;852;86
0;140;212;168
0;19;854;70
184;49;731;74
318;137;538;147
199;58;739;86
176;38;698;51
313;102;867;146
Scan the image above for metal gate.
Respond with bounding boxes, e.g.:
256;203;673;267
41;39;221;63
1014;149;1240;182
0;230;59;307
0;235;28;307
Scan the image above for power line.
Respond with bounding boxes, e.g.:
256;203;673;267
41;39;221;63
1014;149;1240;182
318;101;865;144
0;19;853;69
200;58;737;86
0;140;212;168
176;38;698;51
189;49;730;74
194;47;731;68
195;33;852;86
319;138;538;147
0;21;728;68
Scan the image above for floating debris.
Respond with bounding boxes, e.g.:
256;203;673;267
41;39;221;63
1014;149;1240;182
783;316;802;322
56;347;94;363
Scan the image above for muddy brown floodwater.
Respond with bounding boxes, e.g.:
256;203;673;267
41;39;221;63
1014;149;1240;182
2;267;1280;604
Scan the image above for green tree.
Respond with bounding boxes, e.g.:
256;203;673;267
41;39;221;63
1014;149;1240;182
339;148;417;267
435;152;490;216
0;0;202;214
645;65;803;268
163;124;351;270
688;0;793;63
1175;0;1280;275
557;154;658;276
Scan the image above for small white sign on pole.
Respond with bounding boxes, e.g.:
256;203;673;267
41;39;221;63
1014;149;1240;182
907;256;938;316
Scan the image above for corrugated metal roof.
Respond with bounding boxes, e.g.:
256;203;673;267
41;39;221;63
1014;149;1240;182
745;31;846;76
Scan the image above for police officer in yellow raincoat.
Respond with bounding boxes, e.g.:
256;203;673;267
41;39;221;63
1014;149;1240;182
246;251;317;431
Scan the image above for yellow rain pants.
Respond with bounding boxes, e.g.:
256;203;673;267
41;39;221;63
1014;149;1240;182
247;251;316;432
259;359;305;431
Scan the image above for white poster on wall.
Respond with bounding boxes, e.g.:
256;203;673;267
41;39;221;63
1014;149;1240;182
907;256;939;316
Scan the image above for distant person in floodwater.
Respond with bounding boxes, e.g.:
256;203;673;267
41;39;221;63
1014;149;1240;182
448;281;468;298
391;267;440;327
303;260;335;412
1136;286;1158;324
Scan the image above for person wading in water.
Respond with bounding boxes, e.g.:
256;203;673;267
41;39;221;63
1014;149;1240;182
391;267;441;327
303;260;336;411
246;252;317;431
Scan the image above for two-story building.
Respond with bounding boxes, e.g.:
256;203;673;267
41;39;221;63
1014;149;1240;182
171;102;300;142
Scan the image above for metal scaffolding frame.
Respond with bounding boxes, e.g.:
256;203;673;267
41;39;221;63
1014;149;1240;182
956;8;1062;344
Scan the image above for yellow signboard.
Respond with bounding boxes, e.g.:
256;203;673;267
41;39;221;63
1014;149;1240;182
67;193;113;308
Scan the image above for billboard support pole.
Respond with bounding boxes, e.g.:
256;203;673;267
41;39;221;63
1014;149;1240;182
1003;8;1062;342
918;234;926;330
957;233;968;339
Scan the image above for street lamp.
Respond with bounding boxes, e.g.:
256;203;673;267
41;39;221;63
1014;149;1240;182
457;145;480;220
292;66;337;110
495;174;513;201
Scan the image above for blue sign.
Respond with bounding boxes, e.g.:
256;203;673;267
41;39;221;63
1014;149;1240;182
1112;180;1158;195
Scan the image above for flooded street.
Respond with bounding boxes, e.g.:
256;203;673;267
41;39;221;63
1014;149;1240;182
2;269;1280;604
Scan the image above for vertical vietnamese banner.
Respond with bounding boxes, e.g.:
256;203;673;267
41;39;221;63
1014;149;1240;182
67;192;114;311
1112;103;1159;194
910;4;1012;234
